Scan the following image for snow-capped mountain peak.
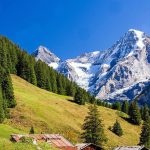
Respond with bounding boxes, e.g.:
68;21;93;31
32;29;150;103
127;29;145;49
32;46;61;69
128;28;144;34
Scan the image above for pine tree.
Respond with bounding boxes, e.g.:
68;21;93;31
50;70;57;93
112;120;123;136
112;102;121;111
16;52;30;81
61;75;67;95
2;95;9;119
29;58;37;86
140;106;144;120
82;105;107;146
0;86;5;123
6;52;12;73
129;101;141;125
74;88;85;105
139;117;150;148
2;72;16;108
57;75;65;95
35;60;46;89
121;100;129;114
8;44;18;73
45;77;51;91
89;95;96;104
66;82;76;97
0;39;7;69
142;104;150;121
29;126;35;134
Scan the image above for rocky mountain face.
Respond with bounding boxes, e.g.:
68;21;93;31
32;46;61;69
136;85;150;105
33;29;150;102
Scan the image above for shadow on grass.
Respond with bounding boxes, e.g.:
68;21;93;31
116;111;134;124
67;99;76;104
120;116;138;125
121;116;132;123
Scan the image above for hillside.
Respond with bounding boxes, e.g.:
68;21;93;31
0;75;141;149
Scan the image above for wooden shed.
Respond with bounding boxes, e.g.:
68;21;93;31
11;134;77;150
76;143;103;150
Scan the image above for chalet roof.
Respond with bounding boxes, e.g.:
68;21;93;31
76;143;90;150
75;143;102;150
11;134;74;148
114;146;148;150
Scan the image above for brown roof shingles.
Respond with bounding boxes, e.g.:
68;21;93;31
11;134;76;149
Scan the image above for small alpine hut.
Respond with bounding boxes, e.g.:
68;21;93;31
76;143;103;150
114;146;149;150
11;134;77;150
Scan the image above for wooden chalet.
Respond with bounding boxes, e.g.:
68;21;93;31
11;134;77;150
76;143;103;150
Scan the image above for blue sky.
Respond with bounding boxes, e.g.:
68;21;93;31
0;0;150;60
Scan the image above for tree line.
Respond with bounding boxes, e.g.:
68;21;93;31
0;35;95;122
0;36;16;122
97;99;150;126
82;103;150;149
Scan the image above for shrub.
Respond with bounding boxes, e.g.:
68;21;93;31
112;120;123;136
20;137;33;144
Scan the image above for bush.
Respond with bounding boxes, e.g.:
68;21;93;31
20;137;33;144
112;120;123;136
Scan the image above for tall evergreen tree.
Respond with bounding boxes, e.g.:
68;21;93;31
82;105;107;146
139;117;150;148
129;101;141;125
0;39;7;69
2;94;9;119
35;60;46;89
74;88;85;105
16;52;29;81
112;102;121;111
6;52;12;73
45;77;51;91
121;100;129;114
49;70;57;93
57;75;65;95
8;44;18;73
89;95;96;104
142;104;150;121
61;75;67;95
66;82;76;97
0;86;5;123
2;72;16;108
112;120;123;136
29;57;37;86
140;106;144;120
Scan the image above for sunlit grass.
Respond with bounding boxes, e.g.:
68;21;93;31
0;74;141;149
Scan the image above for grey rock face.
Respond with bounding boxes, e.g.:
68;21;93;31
32;46;61;69
136;84;150;105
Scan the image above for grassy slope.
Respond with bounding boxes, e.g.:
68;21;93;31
0;124;21;139
1;75;141;149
